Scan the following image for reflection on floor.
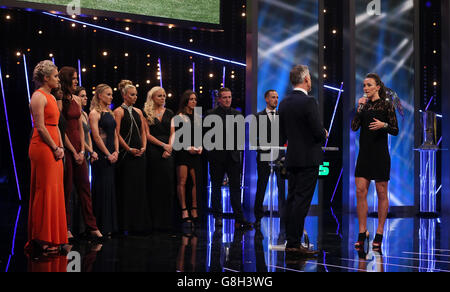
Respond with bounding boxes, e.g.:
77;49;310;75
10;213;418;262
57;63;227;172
1;202;449;272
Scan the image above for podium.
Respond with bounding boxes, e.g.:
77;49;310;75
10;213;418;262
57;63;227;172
415;148;443;217
259;146;339;251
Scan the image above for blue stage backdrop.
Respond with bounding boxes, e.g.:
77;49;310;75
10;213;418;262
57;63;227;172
352;0;415;208
257;0;319;208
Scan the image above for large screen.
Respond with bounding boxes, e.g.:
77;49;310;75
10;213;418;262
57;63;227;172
12;0;221;24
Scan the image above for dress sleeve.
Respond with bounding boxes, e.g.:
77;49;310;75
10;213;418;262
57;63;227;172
351;109;362;132
385;103;399;136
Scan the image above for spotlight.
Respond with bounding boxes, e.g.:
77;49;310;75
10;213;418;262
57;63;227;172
16;52;21;57
209;74;214;78
38;30;43;34
6;15;11;20
5;75;10;79
146;80;151;84
71;23;76;27
124;53;129;57
92;64;96;68
125;26;130;31
102;51;108;56
114;66;118;70
82;68;86;72
49;53;54;57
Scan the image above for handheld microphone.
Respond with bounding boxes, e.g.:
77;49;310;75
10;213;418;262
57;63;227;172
358;94;367;112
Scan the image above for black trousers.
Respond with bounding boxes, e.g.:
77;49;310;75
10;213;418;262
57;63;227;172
209;156;243;220
254;161;286;222
285;166;319;248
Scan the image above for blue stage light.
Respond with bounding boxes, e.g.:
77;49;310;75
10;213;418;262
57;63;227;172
0;64;22;201
42;12;246;67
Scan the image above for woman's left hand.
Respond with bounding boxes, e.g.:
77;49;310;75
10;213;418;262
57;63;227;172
369;118;386;131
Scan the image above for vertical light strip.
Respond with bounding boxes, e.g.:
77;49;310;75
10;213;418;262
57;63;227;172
22;54;31;103
0;64;22;201
158;58;163;88
425;96;435;111
52;57;55;65
10;205;21;256
23;54;34;126
192;62;196;92
5;205;21;272
77;59;82;87
222;66;226;88
324;82;344;148
330;168;344;203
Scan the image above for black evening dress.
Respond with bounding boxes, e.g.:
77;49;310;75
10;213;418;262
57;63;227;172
146;109;175;232
352;98;399;181
174;113;202;169
91;111;118;235
116;106;151;233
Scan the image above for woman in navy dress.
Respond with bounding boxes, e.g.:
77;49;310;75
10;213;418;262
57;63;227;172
89;84;119;237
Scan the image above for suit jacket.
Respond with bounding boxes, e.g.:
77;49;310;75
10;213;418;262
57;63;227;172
205;106;242;163
278;90;326;168
255;109;284;163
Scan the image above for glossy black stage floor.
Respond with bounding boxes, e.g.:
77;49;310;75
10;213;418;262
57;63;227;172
1;198;449;272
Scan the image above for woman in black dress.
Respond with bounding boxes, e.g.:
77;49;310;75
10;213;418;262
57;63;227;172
114;80;151;234
144;86;175;232
352;73;399;252
174;90;202;228
89;84;119;237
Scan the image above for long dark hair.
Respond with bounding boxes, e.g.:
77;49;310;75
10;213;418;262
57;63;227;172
59;66;77;99
177;90;198;115
366;73;387;100
59;66;77;113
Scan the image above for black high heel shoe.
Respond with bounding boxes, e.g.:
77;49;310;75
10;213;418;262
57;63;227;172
190;207;199;225
372;234;383;253
354;231;369;250
181;208;193;225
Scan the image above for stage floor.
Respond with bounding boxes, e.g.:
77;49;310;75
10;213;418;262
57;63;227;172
1;200;449;272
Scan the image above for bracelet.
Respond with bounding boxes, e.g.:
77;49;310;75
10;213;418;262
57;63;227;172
383;123;388;129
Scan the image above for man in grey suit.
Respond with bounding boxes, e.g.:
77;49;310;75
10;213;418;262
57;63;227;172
278;65;328;257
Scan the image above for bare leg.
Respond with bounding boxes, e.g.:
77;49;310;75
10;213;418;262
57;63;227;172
375;181;389;235
356;177;370;233
177;165;190;220
189;168;198;219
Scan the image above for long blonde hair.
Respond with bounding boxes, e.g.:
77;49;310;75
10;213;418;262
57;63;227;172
90;84;113;113
144;86;165;125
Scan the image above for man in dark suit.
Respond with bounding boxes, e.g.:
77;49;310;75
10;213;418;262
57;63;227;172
253;90;286;229
278;65;328;257
206;88;252;229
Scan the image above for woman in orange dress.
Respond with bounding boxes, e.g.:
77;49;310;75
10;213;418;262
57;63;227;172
26;60;68;254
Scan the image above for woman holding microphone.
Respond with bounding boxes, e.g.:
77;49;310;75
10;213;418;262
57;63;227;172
352;73;399;253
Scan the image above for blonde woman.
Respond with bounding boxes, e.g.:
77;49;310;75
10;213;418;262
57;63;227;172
114;80;150;235
144;86;175;232
26;60;67;254
89;84;119;237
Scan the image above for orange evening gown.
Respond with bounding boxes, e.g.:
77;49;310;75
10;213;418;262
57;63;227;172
26;89;68;250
